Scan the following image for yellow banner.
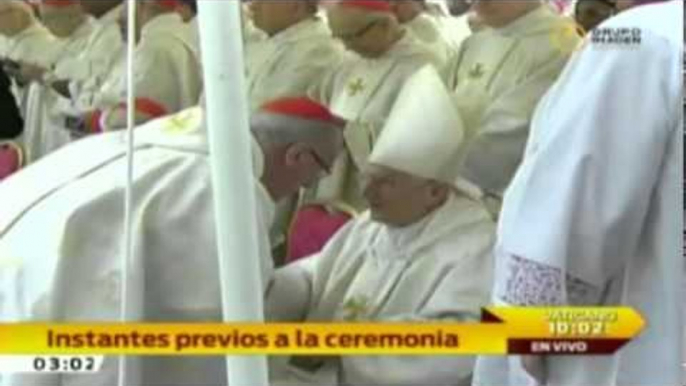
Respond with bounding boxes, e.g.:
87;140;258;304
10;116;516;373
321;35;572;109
0;307;644;355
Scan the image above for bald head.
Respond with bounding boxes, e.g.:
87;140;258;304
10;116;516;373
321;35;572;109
250;98;346;201
0;1;36;37
251;107;345;169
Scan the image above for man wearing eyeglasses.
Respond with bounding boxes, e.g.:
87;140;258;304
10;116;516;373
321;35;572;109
244;0;347;258
0;97;346;386
307;0;442;211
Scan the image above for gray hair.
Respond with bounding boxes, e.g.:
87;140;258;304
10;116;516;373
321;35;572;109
251;112;345;166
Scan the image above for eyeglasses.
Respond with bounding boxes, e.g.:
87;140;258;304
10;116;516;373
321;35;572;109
335;20;380;41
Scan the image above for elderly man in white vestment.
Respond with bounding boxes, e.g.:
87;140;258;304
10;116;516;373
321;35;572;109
0;97;345;386
443;0;580;212
245;0;346;250
266;67;495;386
473;1;683;385
307;0;442;210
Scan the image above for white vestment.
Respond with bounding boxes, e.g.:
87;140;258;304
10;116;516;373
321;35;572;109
308;33;442;208
245;17;345;111
21;17;98;163
405;12;469;65
245;17;345;247
266;194;496;385
243;14;266;47
96;13;203;130
66;4;126;109
443;4;579;202
0;108;274;386
0;23;61;68
473;2;683;385
75;52;126;117
0;23;61;117
186;17;201;60
442;14;473;47
312;32;440;141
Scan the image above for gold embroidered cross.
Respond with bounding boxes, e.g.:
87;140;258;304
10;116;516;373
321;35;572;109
347;78;365;97
550;20;585;55
342;295;369;321
164;110;197;134
468;63;485;79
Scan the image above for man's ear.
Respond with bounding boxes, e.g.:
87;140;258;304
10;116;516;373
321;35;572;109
283;143;312;168
427;182;449;203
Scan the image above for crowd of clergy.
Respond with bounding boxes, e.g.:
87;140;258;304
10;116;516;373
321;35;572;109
0;0;682;385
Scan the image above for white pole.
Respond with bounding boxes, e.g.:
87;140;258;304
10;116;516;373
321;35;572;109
119;1;143;385
197;2;269;386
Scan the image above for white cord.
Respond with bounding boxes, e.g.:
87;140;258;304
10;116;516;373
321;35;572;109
118;1;137;385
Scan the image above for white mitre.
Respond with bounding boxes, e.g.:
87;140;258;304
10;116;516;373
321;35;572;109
369;65;480;198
